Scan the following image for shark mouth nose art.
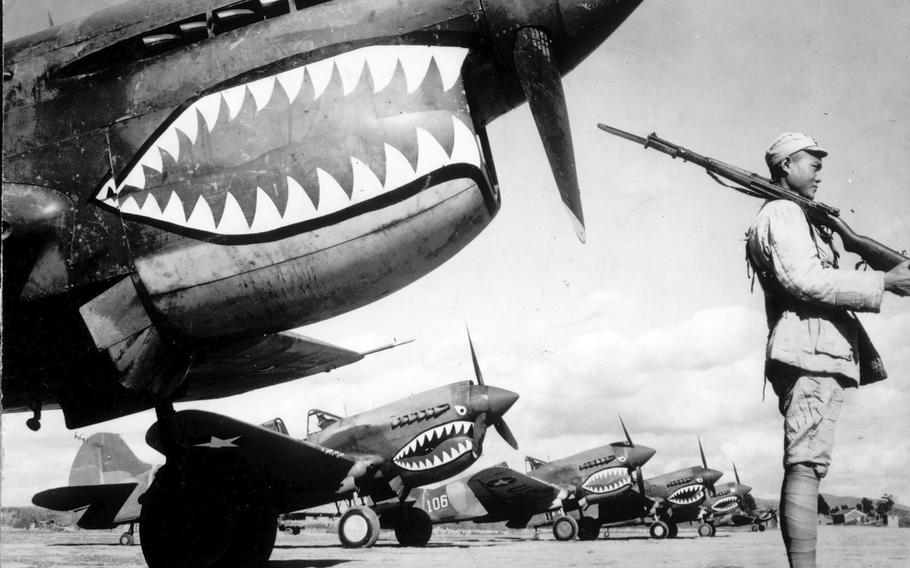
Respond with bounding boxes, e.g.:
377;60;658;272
581;467;633;495
668;484;706;506
392;421;474;472
711;495;740;513
95;45;482;241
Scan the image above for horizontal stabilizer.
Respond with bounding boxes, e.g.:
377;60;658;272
32;483;138;529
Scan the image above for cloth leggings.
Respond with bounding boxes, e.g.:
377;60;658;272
770;369;848;568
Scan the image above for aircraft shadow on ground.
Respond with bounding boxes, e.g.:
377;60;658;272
274;543;471;550
267;561;349;568
49;542;136;547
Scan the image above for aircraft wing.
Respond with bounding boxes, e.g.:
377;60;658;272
183;332;365;401
32;483;138;529
465;465;562;520
146;410;358;511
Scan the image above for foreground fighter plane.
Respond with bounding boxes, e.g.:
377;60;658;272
409;420;655;541
597;438;724;539
3;0;644;431
32;433;156;546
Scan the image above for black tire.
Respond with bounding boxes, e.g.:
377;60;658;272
758;524;766;532
338;506;381;548
667;523;679;538
292;527;301;536
552;516;578;541
697;523;714;537
119;532;134;546
215;503;277;568
139;464;233;568
649;521;669;540
577;516;600;541
394;508;433;547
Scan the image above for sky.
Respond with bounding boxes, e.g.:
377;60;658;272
2;0;909;514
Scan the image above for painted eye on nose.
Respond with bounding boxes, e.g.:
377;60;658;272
696;477;703;483
618;456;626;463
454;405;467;416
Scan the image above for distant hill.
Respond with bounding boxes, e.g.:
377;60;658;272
749;494;907;517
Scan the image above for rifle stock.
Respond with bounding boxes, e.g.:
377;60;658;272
597;123;908;272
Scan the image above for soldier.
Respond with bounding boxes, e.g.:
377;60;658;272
746;132;910;568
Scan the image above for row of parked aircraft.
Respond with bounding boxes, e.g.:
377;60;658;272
34;333;775;555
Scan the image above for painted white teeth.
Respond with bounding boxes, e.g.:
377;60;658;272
276;67;304;104
222;85;247;119
157;126;181;162
247;77;275;111
283;176;316;222
186;195;217;231
383;143;416;191
218;193;249;233
250;187;283;232
196;93;222;132
173;106;199;145
102;45;476;235
139;146;163;173
307;58;334;99
334;50;367;95
161;191;186;224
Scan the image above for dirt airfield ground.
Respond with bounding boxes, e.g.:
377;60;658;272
2;525;908;568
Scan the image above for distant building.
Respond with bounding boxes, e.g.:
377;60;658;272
842;509;869;525
885;514;901;529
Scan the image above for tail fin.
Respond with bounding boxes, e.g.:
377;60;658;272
68;433;151;486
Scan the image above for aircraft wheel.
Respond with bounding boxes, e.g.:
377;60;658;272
394;508;433;546
284;528;294;536
215;501;277;568
139;464;233;568
552;515;578;541
758;524;766;532
119;532;134;546
697;523;715;537
667;523;679;538
338;506;381;548
649;521;669;540
292;527;301;535
577;516;600;541
751;524;759;532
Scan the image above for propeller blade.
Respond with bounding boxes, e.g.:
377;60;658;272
619;414;633;446
636;465;646;497
733;461;741;485
472;411;488;457
494;418;519;450
698;437;707;469
465;325;485;386
513;27;585;243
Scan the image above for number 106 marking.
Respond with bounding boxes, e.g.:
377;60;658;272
426;495;449;511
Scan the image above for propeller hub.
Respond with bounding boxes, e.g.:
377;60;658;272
475;385;520;418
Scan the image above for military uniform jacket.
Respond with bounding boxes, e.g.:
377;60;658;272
747;199;886;386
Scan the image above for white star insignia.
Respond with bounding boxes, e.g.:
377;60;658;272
194;435;241;448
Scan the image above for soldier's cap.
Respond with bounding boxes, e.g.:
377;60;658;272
765;132;828;169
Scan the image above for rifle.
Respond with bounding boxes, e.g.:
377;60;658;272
597;123;908;272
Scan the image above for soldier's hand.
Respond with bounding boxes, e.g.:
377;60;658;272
884;261;910;296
